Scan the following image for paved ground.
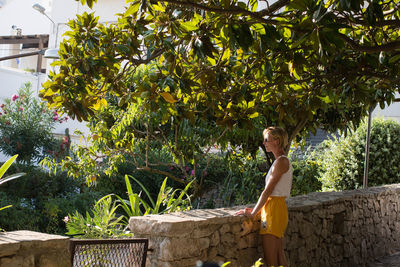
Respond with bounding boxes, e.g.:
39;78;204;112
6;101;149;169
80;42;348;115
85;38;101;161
367;251;400;267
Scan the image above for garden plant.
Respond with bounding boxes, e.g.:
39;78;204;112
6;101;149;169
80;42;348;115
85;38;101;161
320;117;400;191
0;83;68;165
64;175;192;238
0;155;25;212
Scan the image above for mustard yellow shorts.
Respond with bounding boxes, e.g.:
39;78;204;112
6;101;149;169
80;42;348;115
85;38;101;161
259;196;288;238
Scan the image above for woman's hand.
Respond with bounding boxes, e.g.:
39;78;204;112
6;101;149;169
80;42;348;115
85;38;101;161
235;207;254;218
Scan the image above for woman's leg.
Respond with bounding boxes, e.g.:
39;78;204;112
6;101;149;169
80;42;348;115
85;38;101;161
261;234;280;267
277;237;288;267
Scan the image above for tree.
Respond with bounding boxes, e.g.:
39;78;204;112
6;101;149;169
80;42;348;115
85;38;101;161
40;0;400;186
0;83;68;164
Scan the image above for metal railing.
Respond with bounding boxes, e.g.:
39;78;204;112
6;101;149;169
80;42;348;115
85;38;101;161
70;238;148;267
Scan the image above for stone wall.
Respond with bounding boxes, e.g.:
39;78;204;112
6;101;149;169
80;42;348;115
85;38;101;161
129;184;400;267
0;230;70;267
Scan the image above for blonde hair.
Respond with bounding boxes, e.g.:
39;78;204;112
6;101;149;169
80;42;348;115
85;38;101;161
263;126;288;150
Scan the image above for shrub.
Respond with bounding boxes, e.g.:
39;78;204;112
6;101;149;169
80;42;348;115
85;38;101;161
0;82;68;164
290;148;323;196
65;175;192;238
216;148;325;206
0;165;100;234
320;118;400;191
93;151;186;203
88;147;230;206
215;152;265;207
65;195;130;239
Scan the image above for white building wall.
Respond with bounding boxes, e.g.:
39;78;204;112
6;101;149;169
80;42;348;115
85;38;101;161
0;0;52;36
0;67;46;98
372;93;400;123
48;0;126;51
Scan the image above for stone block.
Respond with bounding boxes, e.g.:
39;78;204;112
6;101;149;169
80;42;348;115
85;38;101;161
22;254;35;267
210;231;220;246
236;248;259;267
237;237;248;250
217;244;237;259
159;237;210;261
0;255;25;267
221;233;234;245
0;240;20;257
246;233;259;248
193;224;221;238
239;220;253;237
297;246;307;262
299;220;313;239
231;223;242;234
39;252;70;267
219;224;230;234
207;246;218;258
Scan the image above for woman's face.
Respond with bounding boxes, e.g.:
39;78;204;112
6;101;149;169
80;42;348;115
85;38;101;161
263;132;276;152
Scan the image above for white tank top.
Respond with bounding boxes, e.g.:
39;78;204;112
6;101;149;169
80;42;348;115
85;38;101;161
265;155;293;197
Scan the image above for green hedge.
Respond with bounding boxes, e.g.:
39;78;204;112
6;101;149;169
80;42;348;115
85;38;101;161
320;118;400;191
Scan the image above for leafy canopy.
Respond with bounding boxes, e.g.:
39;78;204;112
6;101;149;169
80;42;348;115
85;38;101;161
40;0;400;187
42;0;400;145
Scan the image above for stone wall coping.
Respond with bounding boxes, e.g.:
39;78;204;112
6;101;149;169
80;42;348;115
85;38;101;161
287;183;400;210
0;230;69;243
0;230;70;258
129;183;400;236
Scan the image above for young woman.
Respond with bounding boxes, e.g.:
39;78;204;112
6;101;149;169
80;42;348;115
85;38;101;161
235;126;293;267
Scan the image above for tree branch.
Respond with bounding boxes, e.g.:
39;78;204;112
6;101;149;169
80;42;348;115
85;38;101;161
131;48;165;65
154;0;278;24
258;0;290;16
338;33;400;52
136;166;186;184
287;117;308;154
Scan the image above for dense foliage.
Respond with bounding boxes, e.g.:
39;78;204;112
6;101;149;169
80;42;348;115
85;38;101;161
0;165;100;234
65;195;130;238
39;0;400;194
0;83;68;164
41;64;237;196
65;175;192;238
0;155;25;222
290;148;323;196
320;118;400;191
42;0;400;147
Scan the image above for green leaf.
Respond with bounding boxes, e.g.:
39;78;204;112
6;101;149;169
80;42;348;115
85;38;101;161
248;112;259;119
0;172;25;186
318;95;332;104
389;54;400;64
125;1;141;17
264;61;273;81
168;179;193;212
154;178;168;214
180;21;199;32
128;175;156;208
249;0;257;12
116;44;131;54
0;155;18;178
0;205;12;211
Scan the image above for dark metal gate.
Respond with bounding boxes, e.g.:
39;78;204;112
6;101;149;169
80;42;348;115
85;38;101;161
70;238;148;267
